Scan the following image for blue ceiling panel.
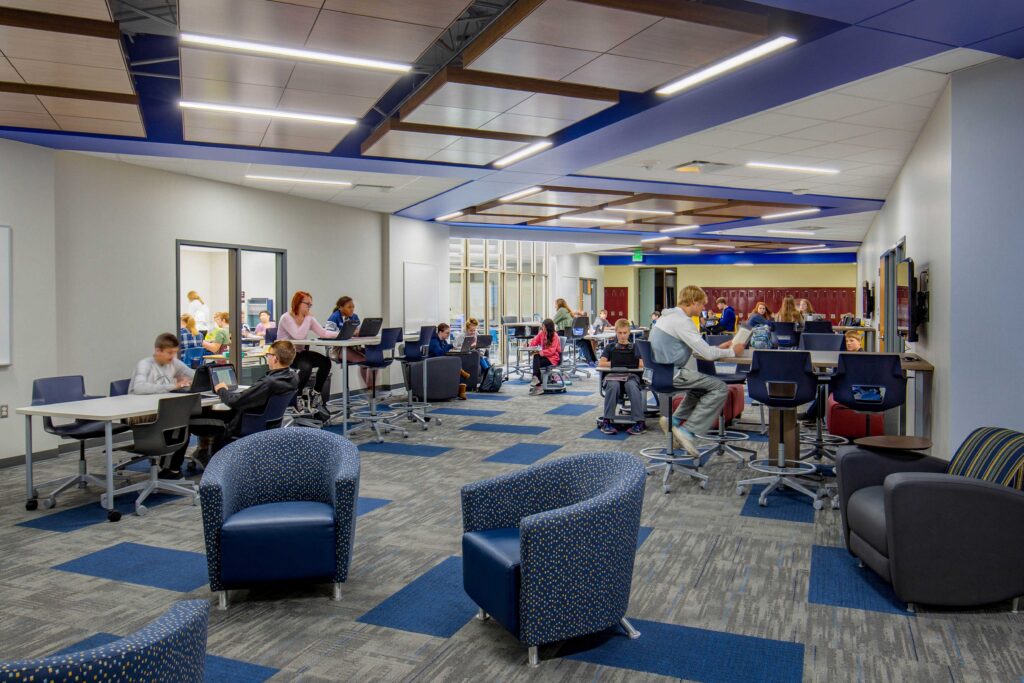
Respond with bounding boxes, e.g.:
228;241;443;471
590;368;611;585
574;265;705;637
968;26;1024;59
745;0;912;25
861;0;1024;47
599;252;857;266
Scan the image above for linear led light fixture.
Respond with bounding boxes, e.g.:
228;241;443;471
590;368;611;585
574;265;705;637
180;33;411;73
606;207;675;216
558;216;626;225
746;161;839;174
492;141;552;168
762;207;820;220
498;186;543;202
767;229;816;236
179;101;357;125
788;243;827;251
246;174;352;187
656;36;797;96
660;246;701;253
641;236;671;243
659;225;699;233
694;243;737;250
435;211;464;222
793;248;831;253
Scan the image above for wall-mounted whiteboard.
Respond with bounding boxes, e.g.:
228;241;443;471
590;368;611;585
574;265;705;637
403;261;438;331
0;226;10;365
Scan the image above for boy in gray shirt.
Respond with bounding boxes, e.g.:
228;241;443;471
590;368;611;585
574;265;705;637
129;333;195;394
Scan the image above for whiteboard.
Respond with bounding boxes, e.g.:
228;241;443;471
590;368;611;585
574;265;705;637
0;226;10;365
403;262;438;331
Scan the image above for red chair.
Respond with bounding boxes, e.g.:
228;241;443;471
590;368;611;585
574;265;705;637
826;394;884;438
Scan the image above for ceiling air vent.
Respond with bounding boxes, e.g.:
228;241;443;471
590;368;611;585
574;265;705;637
674;160;735;174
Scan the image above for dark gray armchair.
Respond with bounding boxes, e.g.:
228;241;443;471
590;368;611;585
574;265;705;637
410;356;462;401
836;427;1024;610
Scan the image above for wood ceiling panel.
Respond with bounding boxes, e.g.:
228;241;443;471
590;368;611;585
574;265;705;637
422;82;532;114
278;87;376;118
38;97;138;121
180;0;319;45
641;214;735;226
322;0;471;28
562;53;686;91
470;38;599;81
183;109;272;134
286;62;400;100
7;58;132;92
0;108;56;128
180;48;296;88
403;104;501;129
181;78;284;108
479;203;567;217
698;203;796;218
607;197;721;213
449;214;527;225
55;115;144;137
505;92;613;120
0;26;124;69
478;112;573;136
306;10;441;63
0;90;44;112
609;17;762;67
505;0;658;52
0;54;19;81
0;1;111;21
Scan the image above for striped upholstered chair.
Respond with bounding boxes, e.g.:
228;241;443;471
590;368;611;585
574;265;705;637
461;452;646;667
836;427;1024;611
0;600;208;682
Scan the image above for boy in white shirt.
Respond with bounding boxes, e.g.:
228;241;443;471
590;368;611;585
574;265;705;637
129;333;195;394
648;285;745;456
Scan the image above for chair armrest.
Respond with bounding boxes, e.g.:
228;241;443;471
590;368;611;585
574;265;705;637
197;455;245;592
331;453;361;583
461;468;567;533
884;473;1024;605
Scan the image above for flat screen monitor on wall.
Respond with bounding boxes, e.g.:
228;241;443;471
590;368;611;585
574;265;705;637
861;282;874;319
896;257;918;342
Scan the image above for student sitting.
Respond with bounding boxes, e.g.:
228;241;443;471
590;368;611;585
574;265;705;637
455;317;491;375
591;309;612;334
253;310;275;338
650;310;661;326
598;319;646;435
428;323;469;399
202;311;231;354
178;314;203;360
129;333;195;394
528;318;562;396
277;290;337;420
747;301;773;328
169;340;300;477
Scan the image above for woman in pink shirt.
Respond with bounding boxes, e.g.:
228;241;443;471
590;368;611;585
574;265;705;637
529;318;561;396
277;290;337;420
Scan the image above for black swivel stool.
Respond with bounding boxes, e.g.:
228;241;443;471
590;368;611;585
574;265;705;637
797;333;848;460
695;356;755;468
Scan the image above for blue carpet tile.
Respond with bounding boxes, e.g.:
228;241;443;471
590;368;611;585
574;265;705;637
564;390;594;396
432;407;505;417
53;634;278;682
485;443;561;465
357;497;392;516
463;423;548;435
466;393;511;401
581;428;631;441
734;429;769;443
54;542;208;592
546;403;596;416
561;618;804;683
17;493;178;533
358;442;451;457
808;545;908;615
740;485;816;524
357;556;477;638
637;526;654;549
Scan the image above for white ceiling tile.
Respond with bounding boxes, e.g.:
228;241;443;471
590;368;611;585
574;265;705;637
737;136;821;154
185;126;268;147
783;120;881;142
184;109;272;134
906;48;1000;74
321;0;469;28
505;93;612;120
306;9;441;63
838;68;948;103
0;26;124;70
278;88;376;118
841;128;919;150
0;92;45;113
797;142;878;159
0;0;111;20
180;49;296;88
609;17;761;67
403;104;501;128
8;58;133;93
181;78;284;108
424;82;531;113
261;123;343;152
271;0;325;7
478;113;573;136
839;103;932;131
506;0;659;52
844;163;901;177
445;137;524;155
180;0;318;45
428;148;501;165
117;155;189;173
55;116;144;137
0;109;57;129
39;97;139;122
685;129;769;148
286;62;401;100
725;113;821;136
773;93;885;121
469;39;599;81
843;147;910;165
561;54;686;92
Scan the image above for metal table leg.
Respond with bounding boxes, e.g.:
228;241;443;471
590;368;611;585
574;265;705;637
24;415;37;510
342;350;349;436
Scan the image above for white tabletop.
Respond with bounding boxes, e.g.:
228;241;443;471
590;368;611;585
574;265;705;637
306;335;381;348
18;392;221;421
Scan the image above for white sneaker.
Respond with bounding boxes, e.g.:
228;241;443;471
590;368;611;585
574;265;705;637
529;385;544;396
671;425;700;457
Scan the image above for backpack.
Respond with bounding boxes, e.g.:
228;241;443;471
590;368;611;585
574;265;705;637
750;324;773;350
478;366;504;392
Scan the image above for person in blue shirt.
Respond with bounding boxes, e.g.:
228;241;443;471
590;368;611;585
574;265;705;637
327;295;360;329
713;297;736;333
747;301;773;328
650;310;661;326
428;322;468;399
327;295;369;386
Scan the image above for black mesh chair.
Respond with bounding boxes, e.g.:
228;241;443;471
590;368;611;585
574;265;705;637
560;316;592;379
695;357;755;468
351;327;408;442
391;324;439;429
116;394;200;516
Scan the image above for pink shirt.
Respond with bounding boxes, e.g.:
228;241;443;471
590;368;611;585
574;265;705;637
277;312;336;348
530;330;561;365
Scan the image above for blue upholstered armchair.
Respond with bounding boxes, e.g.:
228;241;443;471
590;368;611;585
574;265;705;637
0;600;209;683
199;428;360;608
461;452;646;667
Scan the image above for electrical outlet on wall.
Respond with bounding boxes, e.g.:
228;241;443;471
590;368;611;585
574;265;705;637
0;405;7;418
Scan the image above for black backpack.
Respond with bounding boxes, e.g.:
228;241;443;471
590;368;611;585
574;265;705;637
478;366;504;392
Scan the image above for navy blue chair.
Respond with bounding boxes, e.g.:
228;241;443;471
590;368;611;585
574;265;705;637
796;334;848;466
391;325;440;429
830;353;906;437
109;378;130;396
182;346;207;369
351;327;406;442
198;428;360;608
771;322;799;348
635;340;708;490
461;452;646;667
30;376;130;509
799;333;843;351
0;600;209;682
264;327;278;344
737;351;825;508
803;319;834;334
237;390;298;437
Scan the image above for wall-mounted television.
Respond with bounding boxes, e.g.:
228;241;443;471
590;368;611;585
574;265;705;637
896;257;918;342
861;281;874;319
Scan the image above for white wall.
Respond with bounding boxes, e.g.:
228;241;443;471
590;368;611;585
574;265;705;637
0;140;59;459
549;245;604;315
857;85;952;455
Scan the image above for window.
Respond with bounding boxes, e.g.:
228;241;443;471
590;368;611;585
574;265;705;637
468;271;485;323
449;239;464;270
522;276;535;319
486;240;501;270
520;242;533;273
468;239;485;269
487;271;500;331
505;241;518;272
449;270;464;325
505;274;519;318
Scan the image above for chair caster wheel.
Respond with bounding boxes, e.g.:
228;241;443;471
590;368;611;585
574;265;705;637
25;499;38;511
699;480;708;490
32;488;39;498
191;496;199;506
813;498;825;510
662;486;671;494
107;510;122;522
735;486;746;496
758;498;768;507
41;497;56;510
831;498;840;510
135;505;147;516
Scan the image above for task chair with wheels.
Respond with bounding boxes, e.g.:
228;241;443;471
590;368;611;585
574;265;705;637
559;316;592;379
390;325;437;429
350;327;408;442
117;394;200;516
29;375;130;510
694;357;755;468
539;347;568;394
635;340;709;491
737;351;826;509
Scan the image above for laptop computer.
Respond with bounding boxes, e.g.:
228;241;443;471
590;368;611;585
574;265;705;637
208;365;238;392
475;335;492;349
169;365;212;393
357;317;383;338
324;319;360;341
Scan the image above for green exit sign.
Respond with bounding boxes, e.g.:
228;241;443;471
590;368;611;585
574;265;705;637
632;249;643;262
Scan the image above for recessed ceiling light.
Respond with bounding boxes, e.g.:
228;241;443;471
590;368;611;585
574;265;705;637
788;243;827;250
606;207;675;216
558;216;626;225
492;141;552;168
246;174;352;187
762;208;821;220
793;248;831;253
179;101;356;125
641;236;671;243
656;36;797;96
435;211;463;222
180;33;411;73
746;162;839;175
498;186;543;202
694;243;737;250
660;246;701;253
767;229;816;236
734;262;754;267
659;225;699;233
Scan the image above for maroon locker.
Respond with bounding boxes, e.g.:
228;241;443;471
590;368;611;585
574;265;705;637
604;287;628;321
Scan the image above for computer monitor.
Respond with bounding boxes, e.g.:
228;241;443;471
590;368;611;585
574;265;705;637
896;257;918;342
861;281;875;318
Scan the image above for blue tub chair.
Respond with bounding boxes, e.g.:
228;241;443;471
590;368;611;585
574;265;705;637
199;428;360;608
461;451;646;667
0;600;209;682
